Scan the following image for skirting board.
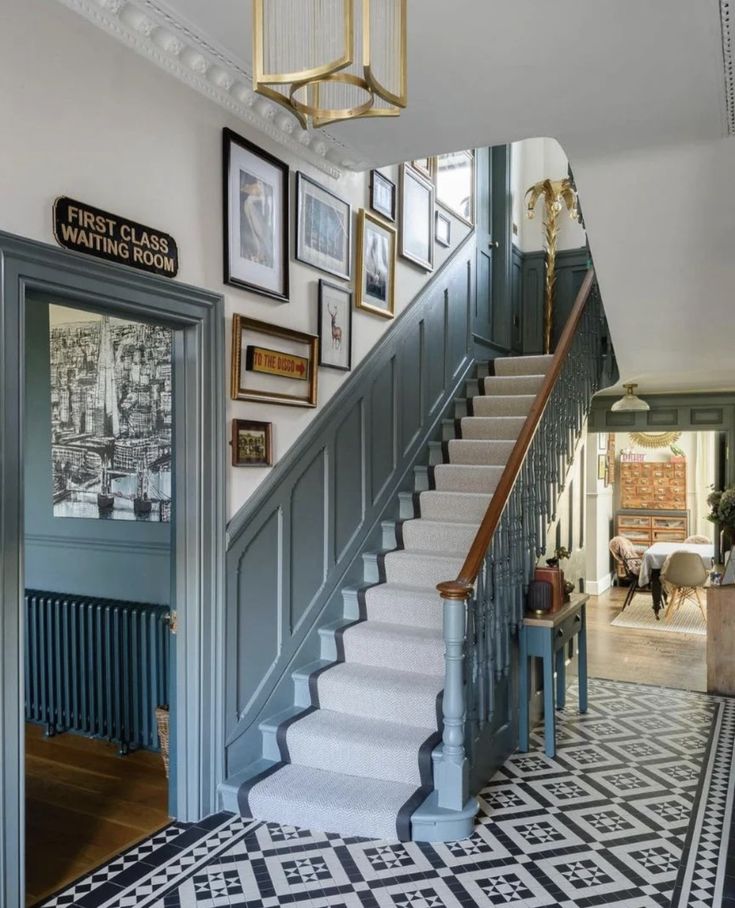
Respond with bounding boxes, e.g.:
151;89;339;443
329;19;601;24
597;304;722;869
585;573;613;596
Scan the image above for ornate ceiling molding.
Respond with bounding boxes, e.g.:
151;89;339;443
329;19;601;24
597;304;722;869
721;0;735;134
54;0;366;177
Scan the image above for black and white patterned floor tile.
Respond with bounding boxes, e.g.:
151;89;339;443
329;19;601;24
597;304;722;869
41;679;735;908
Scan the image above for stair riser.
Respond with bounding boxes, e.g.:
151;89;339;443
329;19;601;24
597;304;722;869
399;491;418;520
494;354;553;376
414;465;431;492
419;491;491;523
401;519;477;555
316;676;440;727
286;728;425;785
381;520;399;550
460;416;525;440
442;418;459;441
447;439;515;465
471;396;533;418
383;552;463;588
342;632;444;675
453;398;469;419
365;597;443;630
483;374;545;395
433;465;502;493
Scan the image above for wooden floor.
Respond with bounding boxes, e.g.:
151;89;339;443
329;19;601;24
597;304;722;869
586;585;707;692
25;725;170;906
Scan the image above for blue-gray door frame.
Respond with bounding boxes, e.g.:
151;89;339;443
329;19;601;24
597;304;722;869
0;232;226;908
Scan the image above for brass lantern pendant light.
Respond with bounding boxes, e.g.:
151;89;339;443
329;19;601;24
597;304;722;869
253;0;407;129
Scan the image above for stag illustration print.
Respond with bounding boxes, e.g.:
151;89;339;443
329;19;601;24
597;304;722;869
327;302;342;350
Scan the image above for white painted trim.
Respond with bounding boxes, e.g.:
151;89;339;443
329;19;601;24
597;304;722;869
52;0;357;177
585;573;613;596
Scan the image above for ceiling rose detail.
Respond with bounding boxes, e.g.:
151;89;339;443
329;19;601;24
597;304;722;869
53;0;359;177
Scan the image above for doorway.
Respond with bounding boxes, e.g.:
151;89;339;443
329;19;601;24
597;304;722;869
583;428;718;691
0;232;225;908
24;298;176;903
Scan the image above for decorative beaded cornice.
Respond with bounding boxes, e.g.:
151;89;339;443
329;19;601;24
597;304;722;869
54;0;366;177
721;0;735;134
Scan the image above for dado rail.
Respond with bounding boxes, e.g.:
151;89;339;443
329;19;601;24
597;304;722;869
433;269;616;818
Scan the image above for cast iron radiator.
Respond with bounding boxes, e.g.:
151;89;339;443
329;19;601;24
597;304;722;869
24;589;171;753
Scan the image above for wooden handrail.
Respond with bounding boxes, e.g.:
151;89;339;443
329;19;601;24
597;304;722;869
437;268;596;600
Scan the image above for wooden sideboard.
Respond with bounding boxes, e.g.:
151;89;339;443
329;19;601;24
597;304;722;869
615;510;689;547
619;460;687;510
707;585;735;696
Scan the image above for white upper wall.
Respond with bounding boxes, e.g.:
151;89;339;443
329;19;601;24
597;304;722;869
510;138;587;253
0;0;471;520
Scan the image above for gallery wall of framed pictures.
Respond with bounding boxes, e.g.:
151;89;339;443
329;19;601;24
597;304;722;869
222;125;476;475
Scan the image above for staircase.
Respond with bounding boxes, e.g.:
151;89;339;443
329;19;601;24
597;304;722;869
230;353;554;841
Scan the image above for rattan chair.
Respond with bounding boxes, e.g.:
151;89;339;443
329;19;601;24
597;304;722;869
608;535;644;611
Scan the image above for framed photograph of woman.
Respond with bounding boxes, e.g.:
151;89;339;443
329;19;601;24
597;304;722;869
355;210;396;319
369;170;396;223
295;173;351;280
223;128;289;301
399;164;434;272
318;280;352;371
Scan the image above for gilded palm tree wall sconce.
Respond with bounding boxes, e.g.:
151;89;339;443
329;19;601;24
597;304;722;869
525;178;578;354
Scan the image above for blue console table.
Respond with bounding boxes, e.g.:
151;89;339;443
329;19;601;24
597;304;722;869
519;594;589;757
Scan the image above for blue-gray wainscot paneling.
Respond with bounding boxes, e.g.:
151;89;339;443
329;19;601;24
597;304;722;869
224;236;481;776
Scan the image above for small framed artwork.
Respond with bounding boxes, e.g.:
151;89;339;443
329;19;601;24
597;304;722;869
355;210;396;320
318;280;352;371
399;164;434;271
598;432;607;452
231;314;318;407
223;128;289;301
436;149;475;226
231;419;273;467
411;157;435;181
295;173;351;280
606;433;616;485
597;454;607;481
369;170;396;222
435;210;451;247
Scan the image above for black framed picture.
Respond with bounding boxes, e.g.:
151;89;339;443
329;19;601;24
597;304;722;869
435;210;451;247
231;419;273;467
318;280;352;371
223;128;289;301
399;164;434;271
295;173;351;281
369;170;396;223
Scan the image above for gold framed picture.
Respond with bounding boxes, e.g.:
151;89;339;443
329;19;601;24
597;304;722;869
411;157;436;181
355;210;396;320
231;419;273;467
231;315;318;407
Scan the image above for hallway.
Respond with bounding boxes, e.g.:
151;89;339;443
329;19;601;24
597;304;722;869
40;678;735;908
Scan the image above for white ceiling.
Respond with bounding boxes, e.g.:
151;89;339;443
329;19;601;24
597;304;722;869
69;0;735;393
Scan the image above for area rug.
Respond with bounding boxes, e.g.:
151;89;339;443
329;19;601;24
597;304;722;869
611;592;706;635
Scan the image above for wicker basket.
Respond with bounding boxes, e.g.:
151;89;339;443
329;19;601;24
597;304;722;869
155;706;170;778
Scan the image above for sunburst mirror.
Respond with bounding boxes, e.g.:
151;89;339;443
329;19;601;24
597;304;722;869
628;431;682;449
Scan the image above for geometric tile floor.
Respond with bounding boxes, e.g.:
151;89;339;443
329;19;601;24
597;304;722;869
40;679;735;908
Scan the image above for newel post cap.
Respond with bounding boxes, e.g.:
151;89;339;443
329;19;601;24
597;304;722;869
437;580;473;601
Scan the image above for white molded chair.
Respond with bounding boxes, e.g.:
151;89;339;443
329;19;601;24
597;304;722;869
661;551;708;622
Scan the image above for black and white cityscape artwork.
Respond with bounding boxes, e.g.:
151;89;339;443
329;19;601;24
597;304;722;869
49;306;173;522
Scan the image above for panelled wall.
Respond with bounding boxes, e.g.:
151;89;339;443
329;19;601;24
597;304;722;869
224;240;478;774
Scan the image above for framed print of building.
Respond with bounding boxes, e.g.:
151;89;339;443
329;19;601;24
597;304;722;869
49;305;173;521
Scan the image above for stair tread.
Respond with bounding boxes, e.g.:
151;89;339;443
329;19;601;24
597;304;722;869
318;660;443;694
287;708;435;745
246;764;418;839
344;620;443;643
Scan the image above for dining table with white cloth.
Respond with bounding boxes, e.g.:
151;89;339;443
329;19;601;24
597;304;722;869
638;542;715;586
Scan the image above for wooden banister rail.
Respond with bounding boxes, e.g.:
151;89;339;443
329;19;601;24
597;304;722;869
437;267;596;600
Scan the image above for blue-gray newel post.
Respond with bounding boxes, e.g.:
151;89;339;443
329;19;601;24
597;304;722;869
435;580;472;810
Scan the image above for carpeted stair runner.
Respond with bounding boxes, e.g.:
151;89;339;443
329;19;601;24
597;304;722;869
236;353;553;841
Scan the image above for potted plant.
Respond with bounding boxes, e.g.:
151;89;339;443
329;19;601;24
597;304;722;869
707;486;735;579
542;546;573;603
